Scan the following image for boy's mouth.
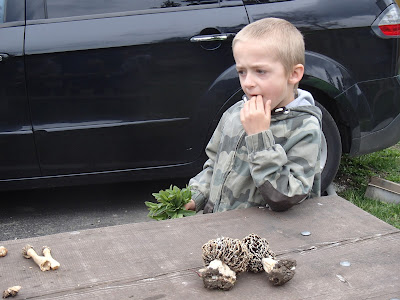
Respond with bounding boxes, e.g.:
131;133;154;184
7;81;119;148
243;94;261;102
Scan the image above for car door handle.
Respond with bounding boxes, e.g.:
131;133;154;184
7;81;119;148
190;33;236;43
0;54;9;62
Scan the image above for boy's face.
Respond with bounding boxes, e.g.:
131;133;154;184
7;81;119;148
233;38;295;110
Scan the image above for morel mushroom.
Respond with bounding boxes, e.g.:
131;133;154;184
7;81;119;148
22;245;51;271
202;237;249;274
2;286;21;298
198;259;236;291
262;257;297;286
0;246;7;257
242;233;275;273
42;246;60;270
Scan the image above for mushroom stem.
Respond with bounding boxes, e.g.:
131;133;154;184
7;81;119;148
198;259;237;291
262;257;297;286
0;246;7;257
22;245;51;271
2;286;21;298
262;257;277;273
42;246;60;270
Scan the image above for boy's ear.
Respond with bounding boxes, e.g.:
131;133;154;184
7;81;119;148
288;64;304;85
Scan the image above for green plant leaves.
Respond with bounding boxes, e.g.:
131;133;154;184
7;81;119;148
145;185;195;221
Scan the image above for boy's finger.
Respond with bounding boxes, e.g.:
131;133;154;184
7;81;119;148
249;96;257;110
256;95;264;111
265;99;272;115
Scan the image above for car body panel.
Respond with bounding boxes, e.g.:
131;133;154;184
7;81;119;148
0;2;41;180
344;75;400;155
24;4;248;175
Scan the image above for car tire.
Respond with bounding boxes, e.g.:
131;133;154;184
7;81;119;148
315;102;342;193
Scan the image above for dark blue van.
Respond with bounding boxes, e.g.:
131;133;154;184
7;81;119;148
0;0;399;191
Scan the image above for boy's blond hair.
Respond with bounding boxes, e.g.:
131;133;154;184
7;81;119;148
232;18;305;77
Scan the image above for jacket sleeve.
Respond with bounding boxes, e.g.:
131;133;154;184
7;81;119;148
246;116;321;211
188;117;223;212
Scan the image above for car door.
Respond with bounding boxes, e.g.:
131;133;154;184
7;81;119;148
24;0;249;176
0;0;41;182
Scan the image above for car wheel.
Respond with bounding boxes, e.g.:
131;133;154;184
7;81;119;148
315;102;342;193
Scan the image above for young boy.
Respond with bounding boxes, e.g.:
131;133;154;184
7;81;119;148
185;18;322;213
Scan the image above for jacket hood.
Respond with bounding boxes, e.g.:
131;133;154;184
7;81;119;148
273;89;322;123
295;88;316;106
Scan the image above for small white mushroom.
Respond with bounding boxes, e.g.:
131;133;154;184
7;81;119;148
262;257;297;286
2;286;21;298
42;246;60;270
198;259;237;290
0;246;7;257
22;245;51;271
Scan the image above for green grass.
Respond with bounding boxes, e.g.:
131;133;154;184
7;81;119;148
334;142;400;229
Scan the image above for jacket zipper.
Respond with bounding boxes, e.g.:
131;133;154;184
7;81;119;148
213;131;246;212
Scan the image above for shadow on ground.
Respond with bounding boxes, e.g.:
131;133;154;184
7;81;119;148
0;178;190;241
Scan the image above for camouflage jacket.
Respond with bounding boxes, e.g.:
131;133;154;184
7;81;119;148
189;90;322;213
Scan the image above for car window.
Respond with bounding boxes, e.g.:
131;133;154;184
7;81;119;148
0;0;4;23
27;0;46;20
45;0;219;19
243;0;291;3
1;0;24;22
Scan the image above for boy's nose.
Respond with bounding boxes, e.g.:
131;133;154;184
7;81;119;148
243;73;256;88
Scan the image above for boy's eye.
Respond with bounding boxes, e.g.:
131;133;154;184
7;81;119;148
256;69;266;74
237;70;245;76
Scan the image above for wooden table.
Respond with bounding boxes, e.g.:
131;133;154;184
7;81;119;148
1;195;399;299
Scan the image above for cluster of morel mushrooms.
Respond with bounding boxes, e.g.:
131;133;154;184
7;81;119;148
0;244;60;298
198;233;296;291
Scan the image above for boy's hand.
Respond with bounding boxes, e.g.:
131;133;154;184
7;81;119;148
184;199;196;211
240;95;271;135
